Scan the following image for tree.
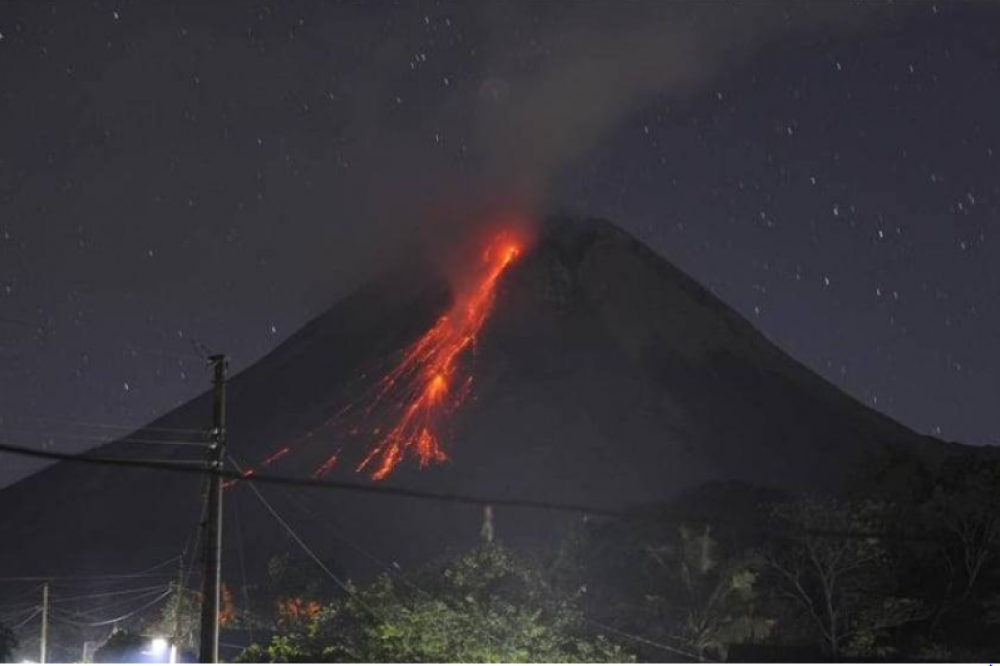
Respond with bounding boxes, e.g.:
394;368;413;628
0;621;17;664
643;525;772;661
547;483;786;661
237;543;631;663
762;499;924;658
145;579;201;657
924;455;1000;604
93;629;148;663
242;553;342;635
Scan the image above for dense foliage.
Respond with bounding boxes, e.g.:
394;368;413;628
546;452;1000;661
237;544;632;662
218;451;1000;662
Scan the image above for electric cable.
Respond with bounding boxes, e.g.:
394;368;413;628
225;456;353;598
23;417;206;436
0;440;944;545
78;438;211;448
0;604;41;625
53;587;170;621
0;554;184;584
0;573;175;584
50;585;169;603
586;618;715;662
134;554;185;575
11;608;41;630
47;589;172;627
0;430;209;448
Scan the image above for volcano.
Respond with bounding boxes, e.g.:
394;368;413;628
0;217;952;584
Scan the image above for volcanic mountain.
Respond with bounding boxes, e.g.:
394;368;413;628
0;217;950;582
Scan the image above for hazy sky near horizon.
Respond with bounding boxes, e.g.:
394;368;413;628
1;1;998;484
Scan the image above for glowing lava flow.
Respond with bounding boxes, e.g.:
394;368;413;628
230;229;525;487
355;233;523;480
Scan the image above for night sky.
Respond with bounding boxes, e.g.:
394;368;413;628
1;1;998;485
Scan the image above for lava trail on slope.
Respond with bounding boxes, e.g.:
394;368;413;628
234;228;525;483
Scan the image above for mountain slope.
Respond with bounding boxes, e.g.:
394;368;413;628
0;217;950;583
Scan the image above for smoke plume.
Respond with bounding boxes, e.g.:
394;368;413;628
469;1;909;212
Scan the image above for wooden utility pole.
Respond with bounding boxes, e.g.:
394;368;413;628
198;354;227;663
481;505;495;544
39;582;49;664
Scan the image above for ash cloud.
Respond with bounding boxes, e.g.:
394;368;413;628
467;1;909;213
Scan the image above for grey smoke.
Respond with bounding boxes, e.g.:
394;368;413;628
469;0;914;211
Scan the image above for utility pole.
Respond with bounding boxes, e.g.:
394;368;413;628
481;505;495;544
198;354;227;664
39;583;49;664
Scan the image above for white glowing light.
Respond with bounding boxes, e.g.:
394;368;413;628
146;637;169;656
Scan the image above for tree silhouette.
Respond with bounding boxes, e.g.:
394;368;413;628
0;621;17;663
93;629;147;663
643;524;773;661
763;499;924;657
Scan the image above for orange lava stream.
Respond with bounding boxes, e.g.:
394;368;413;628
355;233;522;480
232;229;525;487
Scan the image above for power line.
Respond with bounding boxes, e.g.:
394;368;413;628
51;585;170;604
0;440;942;544
586;618;712;663
104;458;209;467
11;608;41;630
24;417;206;436
271;485;397;580
0;430;209;449
1;584;172;618
0;600;38;615
53;587;170;621
230;453;383;566
0;604;41;625
226;457;354;598
264;480;453;616
0;555;184;584
134;555;185;575
1;438;627;514
50;587;164;621
0;573;174;584
48;590;173;628
74;437;211;448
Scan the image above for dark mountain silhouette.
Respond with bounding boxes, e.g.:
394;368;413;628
0;217;954;584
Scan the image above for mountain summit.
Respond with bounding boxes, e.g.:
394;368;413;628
0;217;948;578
